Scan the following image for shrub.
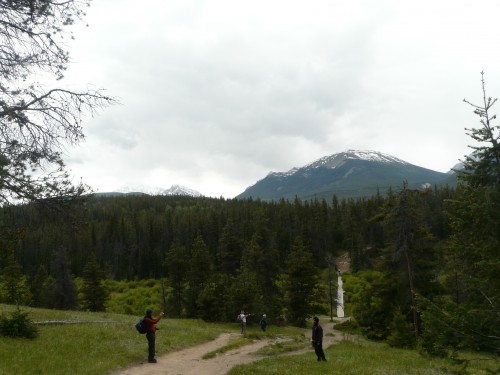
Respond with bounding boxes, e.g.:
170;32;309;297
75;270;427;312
386;309;416;349
0;308;38;339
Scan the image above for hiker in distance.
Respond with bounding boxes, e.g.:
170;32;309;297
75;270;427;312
311;316;327;362
260;314;268;332
237;310;252;334
144;308;164;363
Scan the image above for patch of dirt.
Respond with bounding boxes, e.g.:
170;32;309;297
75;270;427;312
111;317;353;375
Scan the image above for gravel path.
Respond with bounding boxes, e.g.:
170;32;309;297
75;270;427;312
111;317;350;375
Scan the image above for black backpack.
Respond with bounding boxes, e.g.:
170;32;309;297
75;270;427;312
135;318;148;334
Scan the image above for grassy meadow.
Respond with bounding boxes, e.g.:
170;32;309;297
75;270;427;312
1;304;497;375
0;304;232;375
229;339;498;375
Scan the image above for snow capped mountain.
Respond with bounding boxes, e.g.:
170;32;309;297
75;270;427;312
238;149;453;201
163;185;202;197
112;184;202;197
270;150;408;178
304;149;408;169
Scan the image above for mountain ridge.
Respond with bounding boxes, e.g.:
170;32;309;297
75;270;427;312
237;150;456;201
95;184;202;197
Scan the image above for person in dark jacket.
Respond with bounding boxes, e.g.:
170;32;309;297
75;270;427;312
311;316;326;361
144;308;164;363
260;314;268;332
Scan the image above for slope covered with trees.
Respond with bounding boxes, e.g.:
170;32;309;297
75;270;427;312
1;186;452;327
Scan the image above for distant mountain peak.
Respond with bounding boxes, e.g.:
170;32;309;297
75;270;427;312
270;150;407;178
113;184;202;197
304;150;408;170
164;184;202;197
238;149;453;201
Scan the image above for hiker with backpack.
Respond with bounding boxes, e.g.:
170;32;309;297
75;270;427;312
142;308;164;363
237;310;252;334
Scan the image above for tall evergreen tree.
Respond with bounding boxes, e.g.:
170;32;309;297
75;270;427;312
382;183;432;342
52;247;78;310
197;273;232;322
186;235;213;317
30;265;49;307
217;221;242;274
165;241;189;317
283;236;319;327
432;72;500;352
0;252;31;305
80;253;108;312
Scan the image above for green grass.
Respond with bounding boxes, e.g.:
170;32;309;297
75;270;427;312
0;304;232;375
2;305;497;375
203;337;255;359
254;333;309;356
202;326;309;359
228;339;499;375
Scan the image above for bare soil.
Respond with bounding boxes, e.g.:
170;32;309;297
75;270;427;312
111;317;351;375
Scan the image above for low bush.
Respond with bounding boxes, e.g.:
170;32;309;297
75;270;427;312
0;307;38;339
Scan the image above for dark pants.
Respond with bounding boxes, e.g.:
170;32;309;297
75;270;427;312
146;332;156;360
314;343;326;361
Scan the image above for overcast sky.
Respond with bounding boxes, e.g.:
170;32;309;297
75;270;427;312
61;0;500;198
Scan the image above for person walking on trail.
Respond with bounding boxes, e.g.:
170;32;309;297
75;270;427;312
311;316;327;362
144;308;164;363
237;310;251;334
260;314;268;332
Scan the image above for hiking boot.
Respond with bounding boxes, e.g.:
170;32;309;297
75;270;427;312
148;358;157;363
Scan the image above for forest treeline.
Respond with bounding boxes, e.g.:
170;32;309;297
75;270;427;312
1;173;499;357
3;190;444;279
1;170;498;357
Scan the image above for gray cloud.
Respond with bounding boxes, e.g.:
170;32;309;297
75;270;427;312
63;0;500;197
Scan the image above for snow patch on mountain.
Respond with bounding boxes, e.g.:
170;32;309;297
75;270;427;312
164;185;202;197
115;184;202;197
268;150;408;178
305;150;408;169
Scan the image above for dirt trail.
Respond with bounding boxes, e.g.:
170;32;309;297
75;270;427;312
111;317;351;375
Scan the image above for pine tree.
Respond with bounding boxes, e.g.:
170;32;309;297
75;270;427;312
434;72;500;352
0;252;31;305
165;241;188;317
383;183;430;341
217;221;242;274
186;235;213;317
80;253;108;312
283;237;319;327
30;265;49;307
52;247;78;310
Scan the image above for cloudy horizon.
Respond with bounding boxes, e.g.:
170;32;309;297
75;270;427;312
60;0;500;198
